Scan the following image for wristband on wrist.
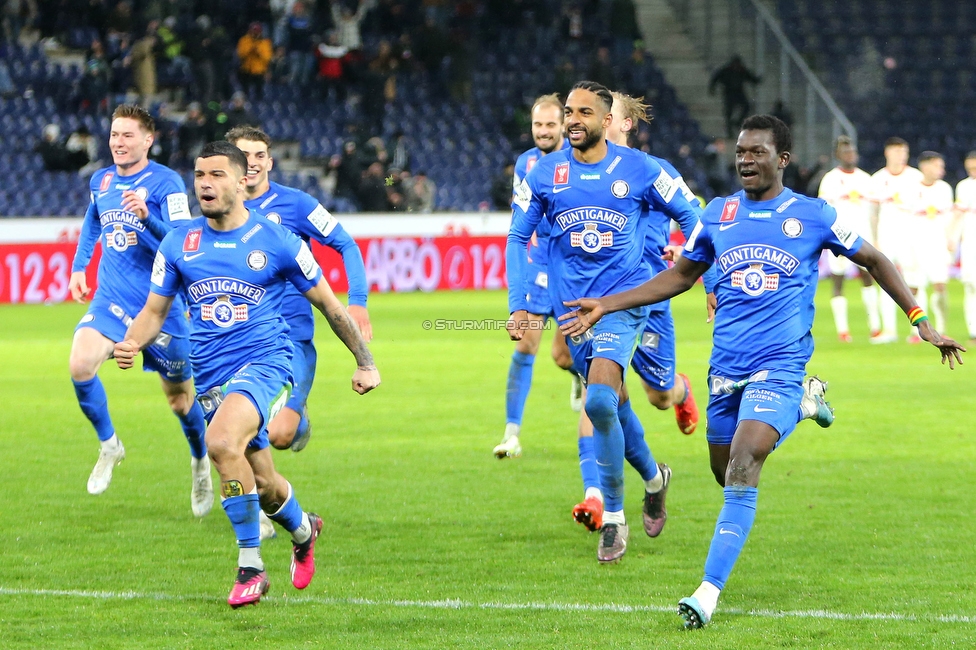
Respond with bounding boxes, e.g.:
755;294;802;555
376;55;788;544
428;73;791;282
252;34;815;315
908;307;927;326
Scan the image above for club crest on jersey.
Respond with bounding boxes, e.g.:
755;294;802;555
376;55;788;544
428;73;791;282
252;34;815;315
246;250;268;271
105;224;138;252
201;295;249;328
570;223;613;253
782;218;803;238
525;155;538;173
264;212;281;224
720;197;740;222
553;162;570;186
611;180;629;198
731;264;780;296
134;187;149;201
183;228;202;252
100;172;113;192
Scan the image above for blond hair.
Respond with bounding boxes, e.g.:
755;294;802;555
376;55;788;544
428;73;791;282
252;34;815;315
611;91;652;125
531;93;564;120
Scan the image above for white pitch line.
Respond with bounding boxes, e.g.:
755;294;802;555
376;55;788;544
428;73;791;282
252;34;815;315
1;587;974;624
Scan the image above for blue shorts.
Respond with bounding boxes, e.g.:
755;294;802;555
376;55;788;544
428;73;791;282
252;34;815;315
524;262;553;317
196;361;292;451
287;339;317;413
76;298;192;383
705;372;804;448
568;305;649;377
630;309;676;391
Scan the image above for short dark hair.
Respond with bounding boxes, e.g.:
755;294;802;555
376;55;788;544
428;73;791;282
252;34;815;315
569;80;613;112
884;136;909;149
966;150;976;161
198;141;248;177
740;114;792;154
225;125;271;149
918;150;943;163
112;104;155;133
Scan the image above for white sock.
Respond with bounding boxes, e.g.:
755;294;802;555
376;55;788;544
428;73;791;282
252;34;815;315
880;291;898;337
932;291;947;333
291;512;312;544
965;282;976;338
584;487;604;502
100;434;121;451
830;295;849;335
239;546;264;571
861;286;880;333
503;422;520;442
603;509;626;526
692;581;721;618
645;468;665;493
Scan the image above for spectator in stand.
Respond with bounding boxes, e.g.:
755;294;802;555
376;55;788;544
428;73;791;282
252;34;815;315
406;170;436;213
79;38;111;114
149;102;178;166
129;22;158;106
363;136;390;169
66;125;101;176
385;167;407;211
621;43;653;96
701;136;733;198
237;21;273;99
177;101;209;166
35;124;71;172
413;15;449;93
3;0;37;46
491;162;515;210
369;39;400;103
332;0;372;53
334;140;364;205
186;15;217;104
709;54;762;138
389;130;410;172
358;161;391;212
224;91;258;132
560;3;584;54
156;16;192;87
105;0;133;44
587;46;617;90
315;30;347;101
609;0;641;61
447;30;472;104
284;1;316;87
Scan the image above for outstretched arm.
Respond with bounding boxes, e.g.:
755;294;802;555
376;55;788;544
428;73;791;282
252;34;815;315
304;276;380;394
559;256;711;336
114;292;174;369
849;241;965;368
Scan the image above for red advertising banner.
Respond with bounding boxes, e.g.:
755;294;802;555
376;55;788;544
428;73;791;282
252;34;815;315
0;236;508;304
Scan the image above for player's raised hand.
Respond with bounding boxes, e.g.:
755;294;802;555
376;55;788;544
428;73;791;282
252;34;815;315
113;339;139;369
69;271;91;303
506;309;529;341
352;366;380;394
917;321;966;369
347;305;373;342
121;190;149;220
558;298;605;337
661;244;684;262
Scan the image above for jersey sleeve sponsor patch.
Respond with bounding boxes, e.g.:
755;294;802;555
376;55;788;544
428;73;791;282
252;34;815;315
151;250;166;286
513;178;532;212
830;215;860;249
683;220;703;252
677;178;697;203
166;193;191;221
295;241;320;280
307;204;338;237
653;168;678;203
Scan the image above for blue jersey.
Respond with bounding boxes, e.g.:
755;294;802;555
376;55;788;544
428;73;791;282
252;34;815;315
642;156;702;313
244;181;367;341
72;161;192;336
150;212;323;392
507;141;703;315
682;188;863;377
514;140;571;267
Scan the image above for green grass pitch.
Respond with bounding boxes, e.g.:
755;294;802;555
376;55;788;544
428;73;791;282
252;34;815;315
0;281;973;648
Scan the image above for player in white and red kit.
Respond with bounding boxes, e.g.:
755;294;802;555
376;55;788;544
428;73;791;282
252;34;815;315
954;151;976;341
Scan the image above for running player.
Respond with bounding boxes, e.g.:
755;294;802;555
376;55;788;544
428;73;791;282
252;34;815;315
225;125;370;454
494;93;578;460
559;114;965;628
868;137;923;343
818;135;880;341
68;104;212;517
507;81;702;563
114;141;380;608
902;151;954;337
954;151;976;341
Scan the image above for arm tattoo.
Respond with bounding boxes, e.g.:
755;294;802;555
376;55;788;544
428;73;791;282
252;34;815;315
325;303;374;367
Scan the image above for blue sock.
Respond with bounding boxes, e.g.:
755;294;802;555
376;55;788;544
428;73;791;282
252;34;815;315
177;401;208;459
578;436;600;493
73;376;115;442
296;409;310;439
618;398;658;482
585;384;625;511
505;351;535;425
268;486;305;534
222;493;261;548
703;486;759;590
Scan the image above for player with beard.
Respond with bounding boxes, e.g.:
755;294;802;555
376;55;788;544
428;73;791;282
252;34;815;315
559;114;964;627
114;141;379;607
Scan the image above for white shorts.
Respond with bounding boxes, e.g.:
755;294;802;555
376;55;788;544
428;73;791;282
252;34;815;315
902;217;950;286
827;250;854;276
962;220;976;284
876;213;908;268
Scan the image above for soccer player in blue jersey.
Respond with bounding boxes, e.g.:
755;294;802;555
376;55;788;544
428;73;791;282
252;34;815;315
494;93;580;460
114;142;380;608
559;115;965;627
507;81;703;563
226;125;371;456
68;104;213;517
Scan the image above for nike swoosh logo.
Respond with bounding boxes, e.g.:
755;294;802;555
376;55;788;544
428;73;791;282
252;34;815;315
719;527;739;537
595;347;613;352
753;405;776;413
228;379;250;385
553;186;572;193
183;252;205;261
719;222;740;231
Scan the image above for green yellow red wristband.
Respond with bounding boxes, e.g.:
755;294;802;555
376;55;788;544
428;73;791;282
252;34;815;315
908;307;927;326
